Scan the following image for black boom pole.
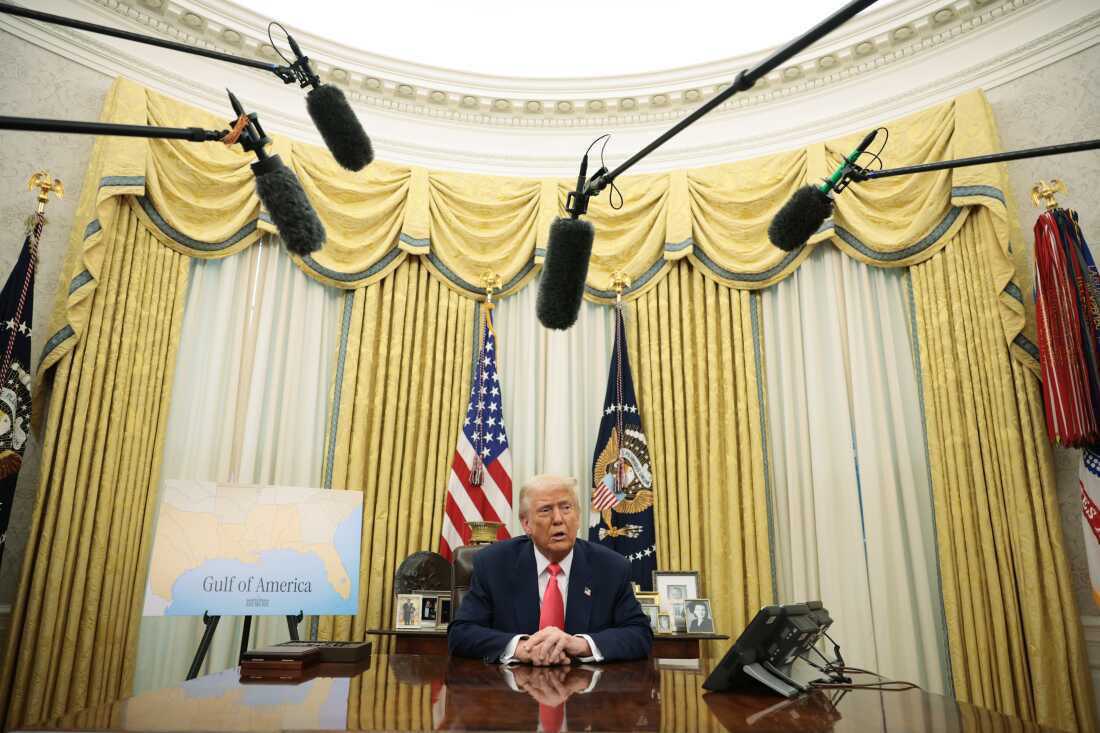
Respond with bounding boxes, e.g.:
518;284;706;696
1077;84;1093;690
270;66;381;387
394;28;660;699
849;138;1100;181
584;0;882;197
0;3;281;74
0;115;228;142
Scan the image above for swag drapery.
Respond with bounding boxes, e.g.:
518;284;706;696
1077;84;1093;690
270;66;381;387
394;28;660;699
0;74;1091;733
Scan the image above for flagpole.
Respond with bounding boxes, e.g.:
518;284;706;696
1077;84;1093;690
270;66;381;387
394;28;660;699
611;273;631;491
0;173;58;385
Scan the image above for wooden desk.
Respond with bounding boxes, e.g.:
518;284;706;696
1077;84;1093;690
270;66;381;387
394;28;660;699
24;653;1052;732
367;628;728;658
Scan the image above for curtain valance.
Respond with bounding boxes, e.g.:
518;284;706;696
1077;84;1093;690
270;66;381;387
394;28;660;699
41;77;1037;384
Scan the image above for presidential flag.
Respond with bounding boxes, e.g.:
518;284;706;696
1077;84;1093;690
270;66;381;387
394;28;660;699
440;305;513;560
0;217;39;570
589;306;656;589
1080;449;1100;609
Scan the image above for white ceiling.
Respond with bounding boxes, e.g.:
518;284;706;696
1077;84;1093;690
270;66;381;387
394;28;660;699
248;0;890;78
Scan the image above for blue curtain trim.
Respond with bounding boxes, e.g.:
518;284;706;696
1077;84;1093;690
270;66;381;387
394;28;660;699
750;293;779;601
1003;281;1023;304
951;185;1006;204
302;246;404;284
426;252;535;297
904;273;956;694
39;324;75;366
136;197;263;252
99;175;145;188
585;257;668;300
1013;333;1040;360
68;270;93;295
470;301;482;375
833;207;963;263
664;238;693;253
399;233;430;251
83;220;101;240
324;292;356;490
690;243;804;285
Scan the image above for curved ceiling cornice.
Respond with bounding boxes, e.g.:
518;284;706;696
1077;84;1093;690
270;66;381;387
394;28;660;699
3;0;1099;174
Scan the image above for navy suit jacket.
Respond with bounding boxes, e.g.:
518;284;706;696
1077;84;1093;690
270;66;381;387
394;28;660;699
447;536;653;662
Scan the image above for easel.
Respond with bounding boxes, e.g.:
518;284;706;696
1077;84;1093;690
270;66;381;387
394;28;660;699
186;610;305;680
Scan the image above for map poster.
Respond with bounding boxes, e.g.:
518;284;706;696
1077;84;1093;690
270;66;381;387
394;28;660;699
143;480;363;616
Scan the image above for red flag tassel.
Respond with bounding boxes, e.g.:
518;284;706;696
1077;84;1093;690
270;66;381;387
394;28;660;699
1035;209;1099;446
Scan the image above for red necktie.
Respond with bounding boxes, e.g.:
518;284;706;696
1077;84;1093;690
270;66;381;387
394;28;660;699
539;703;564;732
539;563;565;630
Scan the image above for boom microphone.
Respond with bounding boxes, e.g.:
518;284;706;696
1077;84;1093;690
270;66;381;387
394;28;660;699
285;33;374;172
768;129;880;251
229;90;325;255
252;156;326;256
537;155;596;330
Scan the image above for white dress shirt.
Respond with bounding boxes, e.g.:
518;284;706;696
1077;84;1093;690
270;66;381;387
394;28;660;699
500;546;603;663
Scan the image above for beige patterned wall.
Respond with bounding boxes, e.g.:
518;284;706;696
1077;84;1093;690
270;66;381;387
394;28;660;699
986;43;1100;619
0;30;111;609
0;27;1098;625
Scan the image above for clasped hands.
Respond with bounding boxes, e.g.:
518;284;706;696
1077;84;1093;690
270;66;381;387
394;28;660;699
514;627;591;666
509;664;595;708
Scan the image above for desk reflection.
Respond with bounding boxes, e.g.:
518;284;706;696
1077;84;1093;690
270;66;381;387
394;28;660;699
437;658;659;731
26;654;1048;733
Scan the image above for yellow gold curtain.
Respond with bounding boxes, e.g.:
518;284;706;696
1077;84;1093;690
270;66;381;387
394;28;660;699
0;201;189;729
316;257;476;647
911;208;1096;733
7;69;1088;733
626;261;773;657
44;78;1034;387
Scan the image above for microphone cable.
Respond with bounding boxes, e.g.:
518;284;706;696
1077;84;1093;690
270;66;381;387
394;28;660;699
587;134;624;212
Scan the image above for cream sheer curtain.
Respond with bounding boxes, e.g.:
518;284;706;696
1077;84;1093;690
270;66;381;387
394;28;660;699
490;277;615;534
132;239;343;693
762;245;950;693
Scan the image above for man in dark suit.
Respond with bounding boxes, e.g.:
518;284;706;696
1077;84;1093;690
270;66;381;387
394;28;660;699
448;474;652;664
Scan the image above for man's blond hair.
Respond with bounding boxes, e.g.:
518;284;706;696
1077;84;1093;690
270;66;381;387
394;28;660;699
518;474;580;518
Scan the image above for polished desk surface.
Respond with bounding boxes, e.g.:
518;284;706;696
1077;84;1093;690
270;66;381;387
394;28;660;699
22;654;1058;733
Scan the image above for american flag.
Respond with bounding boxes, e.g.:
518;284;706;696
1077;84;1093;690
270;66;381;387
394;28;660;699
440;306;512;559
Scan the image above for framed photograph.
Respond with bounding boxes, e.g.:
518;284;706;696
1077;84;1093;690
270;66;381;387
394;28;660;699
684;598;715;634
653;571;699;616
640;603;660;632
671;602;686;632
420;595;439;629
656;612;673;634
395;593;422;629
438;596;453;629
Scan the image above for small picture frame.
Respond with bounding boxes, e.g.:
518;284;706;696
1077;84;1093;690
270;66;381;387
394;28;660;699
671;602;686;632
395;593;422;630
420;595;439;629
640;603;660;632
634;591;660;607
684;598;715;634
656;612;673;634
438;596;452;629
653;571;699;617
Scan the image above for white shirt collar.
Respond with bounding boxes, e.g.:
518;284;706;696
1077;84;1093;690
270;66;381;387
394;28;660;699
533;543;574;578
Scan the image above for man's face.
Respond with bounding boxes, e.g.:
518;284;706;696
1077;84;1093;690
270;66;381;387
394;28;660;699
693;605;706;622
521;484;580;562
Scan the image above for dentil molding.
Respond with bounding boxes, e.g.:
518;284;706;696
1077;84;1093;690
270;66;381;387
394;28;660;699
1;0;1098;175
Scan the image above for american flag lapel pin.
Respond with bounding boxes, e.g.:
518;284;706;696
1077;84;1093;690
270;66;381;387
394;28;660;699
584;587;592;597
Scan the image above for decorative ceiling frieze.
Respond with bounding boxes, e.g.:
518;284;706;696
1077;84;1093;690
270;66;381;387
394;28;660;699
2;0;1097;173
61;0;1057;127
